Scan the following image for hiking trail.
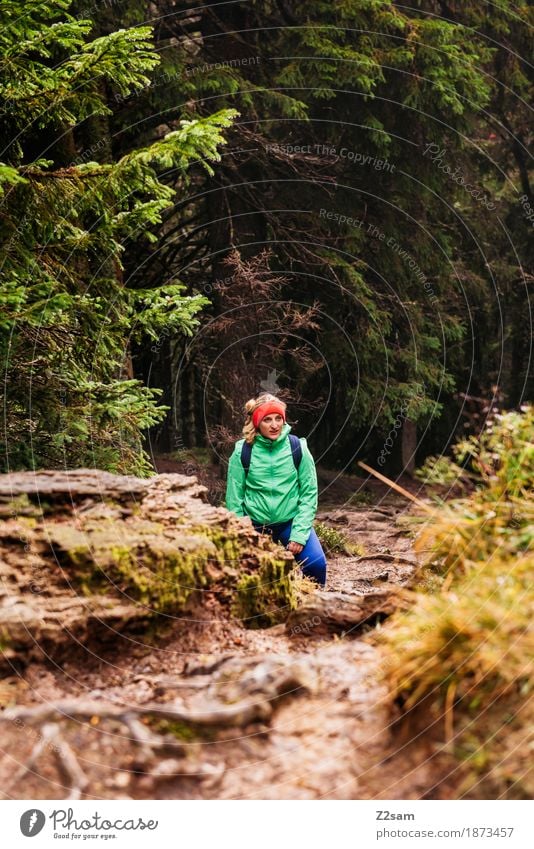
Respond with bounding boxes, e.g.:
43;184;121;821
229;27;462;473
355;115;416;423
0;466;451;800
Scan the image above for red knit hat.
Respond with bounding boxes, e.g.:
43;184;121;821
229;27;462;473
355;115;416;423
252;401;286;429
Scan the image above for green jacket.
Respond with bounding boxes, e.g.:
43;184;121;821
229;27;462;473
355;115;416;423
225;423;318;545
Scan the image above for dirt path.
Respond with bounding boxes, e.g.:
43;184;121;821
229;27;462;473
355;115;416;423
0;493;451;801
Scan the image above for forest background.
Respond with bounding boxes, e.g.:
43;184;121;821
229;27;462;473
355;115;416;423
0;0;532;479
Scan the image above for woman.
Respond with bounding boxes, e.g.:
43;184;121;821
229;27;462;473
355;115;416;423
225;393;327;585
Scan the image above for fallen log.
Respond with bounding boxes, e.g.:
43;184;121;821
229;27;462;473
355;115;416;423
286;589;403;636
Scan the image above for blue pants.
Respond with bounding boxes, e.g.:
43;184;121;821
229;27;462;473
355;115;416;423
250;518;327;586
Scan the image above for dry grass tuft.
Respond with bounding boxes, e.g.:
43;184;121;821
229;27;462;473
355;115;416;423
380;406;534;798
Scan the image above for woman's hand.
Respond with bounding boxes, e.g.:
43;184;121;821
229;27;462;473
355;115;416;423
287;540;304;555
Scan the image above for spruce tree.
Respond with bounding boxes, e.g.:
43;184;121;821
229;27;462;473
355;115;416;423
0;0;235;473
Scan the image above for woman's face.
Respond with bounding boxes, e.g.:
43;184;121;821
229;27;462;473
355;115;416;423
258;413;284;439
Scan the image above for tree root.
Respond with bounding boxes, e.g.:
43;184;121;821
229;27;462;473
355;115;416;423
53;729;90;799
0;699;257;796
4;721;89;799
353;553;418;565
3;696;272;729
1;659;316;794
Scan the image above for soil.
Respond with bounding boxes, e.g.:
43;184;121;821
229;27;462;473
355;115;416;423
0;463;455;800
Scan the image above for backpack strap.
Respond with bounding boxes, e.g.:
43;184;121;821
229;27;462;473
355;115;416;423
288;433;302;470
241;434;302;475
240;440;253;475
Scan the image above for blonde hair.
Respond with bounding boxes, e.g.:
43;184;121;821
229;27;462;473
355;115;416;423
242;393;287;444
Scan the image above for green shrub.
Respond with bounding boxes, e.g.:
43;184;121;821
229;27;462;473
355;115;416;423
315;522;365;556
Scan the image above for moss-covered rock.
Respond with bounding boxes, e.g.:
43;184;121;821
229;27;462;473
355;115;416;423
234;553;298;627
48;522;218;610
0;469;298;665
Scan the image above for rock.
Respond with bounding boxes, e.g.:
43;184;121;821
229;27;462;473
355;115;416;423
0;469;297;667
0;596;150;658
286;589;402;635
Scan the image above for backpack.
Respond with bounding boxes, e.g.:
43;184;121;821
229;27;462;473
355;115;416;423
241;433;302;476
